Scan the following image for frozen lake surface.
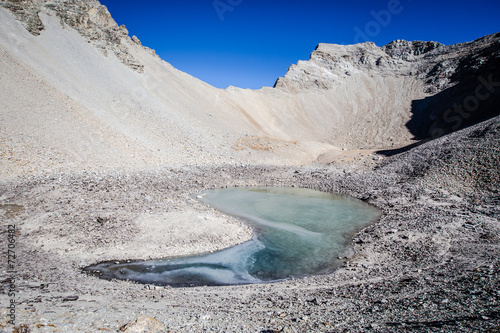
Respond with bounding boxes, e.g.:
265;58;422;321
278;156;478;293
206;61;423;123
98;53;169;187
84;187;381;287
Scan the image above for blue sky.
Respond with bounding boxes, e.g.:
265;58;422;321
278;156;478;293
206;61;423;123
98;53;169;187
100;0;500;89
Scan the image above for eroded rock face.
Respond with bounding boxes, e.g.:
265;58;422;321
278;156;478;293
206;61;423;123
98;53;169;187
274;42;414;91
0;0;145;73
273;36;498;93
382;40;443;60
274;33;500;139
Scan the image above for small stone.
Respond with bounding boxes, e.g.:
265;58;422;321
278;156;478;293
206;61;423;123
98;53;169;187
132;35;141;45
119;316;165;333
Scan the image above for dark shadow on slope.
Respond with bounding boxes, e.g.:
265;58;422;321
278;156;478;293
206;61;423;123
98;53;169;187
407;37;500;140
376;140;430;157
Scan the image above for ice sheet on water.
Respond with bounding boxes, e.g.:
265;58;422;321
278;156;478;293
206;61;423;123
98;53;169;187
84;187;380;287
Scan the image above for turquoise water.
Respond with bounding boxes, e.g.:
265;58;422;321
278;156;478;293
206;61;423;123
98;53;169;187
84;187;380;287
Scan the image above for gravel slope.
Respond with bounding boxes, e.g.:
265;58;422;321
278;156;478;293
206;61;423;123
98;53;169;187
1;117;499;332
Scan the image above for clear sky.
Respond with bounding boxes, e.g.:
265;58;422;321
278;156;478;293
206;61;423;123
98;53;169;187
99;0;500;89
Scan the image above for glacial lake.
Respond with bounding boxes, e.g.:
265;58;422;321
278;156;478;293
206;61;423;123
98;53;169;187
84;187;381;287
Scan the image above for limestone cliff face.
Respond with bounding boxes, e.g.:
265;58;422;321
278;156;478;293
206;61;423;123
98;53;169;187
274;40;449;92
0;0;147;73
275;34;499;95
274;34;500;140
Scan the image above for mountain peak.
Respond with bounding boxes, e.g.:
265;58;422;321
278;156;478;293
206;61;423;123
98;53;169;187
382;39;444;59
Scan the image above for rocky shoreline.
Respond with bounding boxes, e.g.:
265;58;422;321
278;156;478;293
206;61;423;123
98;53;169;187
1;117;499;332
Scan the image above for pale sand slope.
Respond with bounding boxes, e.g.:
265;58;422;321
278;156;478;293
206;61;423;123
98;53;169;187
0;8;333;180
0;6;430;180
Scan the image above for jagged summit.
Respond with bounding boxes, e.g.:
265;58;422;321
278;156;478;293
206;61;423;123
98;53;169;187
274;34;499;141
381;39;443;59
273;37;496;92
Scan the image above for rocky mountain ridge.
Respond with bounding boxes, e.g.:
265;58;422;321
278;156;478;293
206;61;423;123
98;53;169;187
276;34;499;94
275;33;500;139
273;41;438;91
0;0;499;178
0;0;151;72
